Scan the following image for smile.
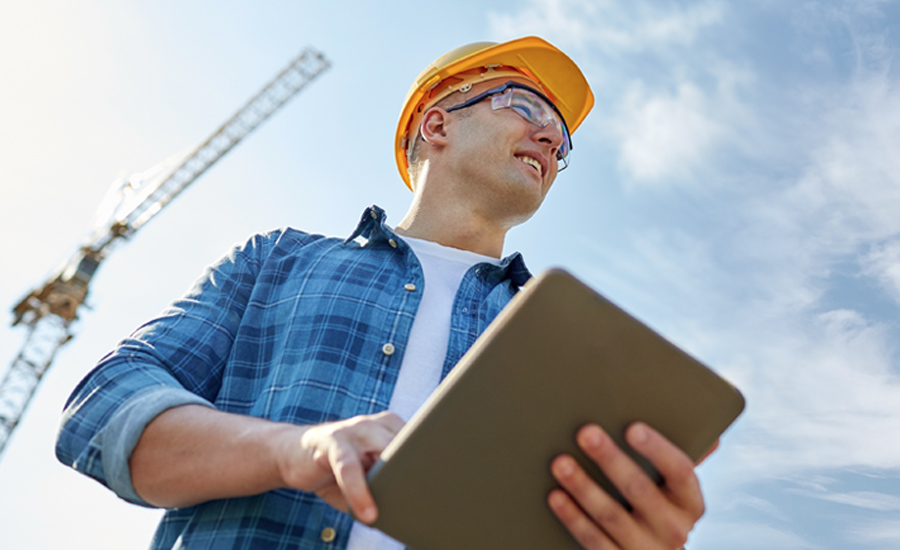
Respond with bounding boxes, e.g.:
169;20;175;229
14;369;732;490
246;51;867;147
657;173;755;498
516;155;543;176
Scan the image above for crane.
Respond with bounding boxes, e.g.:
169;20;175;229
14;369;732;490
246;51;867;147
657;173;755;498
0;47;330;459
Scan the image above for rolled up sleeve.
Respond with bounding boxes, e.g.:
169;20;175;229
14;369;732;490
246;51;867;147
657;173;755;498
55;231;274;506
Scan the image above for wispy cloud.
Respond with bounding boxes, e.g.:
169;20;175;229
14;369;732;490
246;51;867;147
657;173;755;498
488;0;723;52
796;488;900;511
614;81;723;182
847;518;900;543
692;520;817;549
863;241;900;304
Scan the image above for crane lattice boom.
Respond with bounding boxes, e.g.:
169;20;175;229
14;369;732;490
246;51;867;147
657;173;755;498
0;47;330;458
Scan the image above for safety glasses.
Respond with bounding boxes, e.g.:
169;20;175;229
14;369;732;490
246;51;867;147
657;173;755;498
445;81;572;170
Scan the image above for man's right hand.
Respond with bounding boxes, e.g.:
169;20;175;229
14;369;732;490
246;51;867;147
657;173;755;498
279;411;405;523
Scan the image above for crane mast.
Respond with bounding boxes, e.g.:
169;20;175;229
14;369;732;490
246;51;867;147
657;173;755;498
0;47;330;459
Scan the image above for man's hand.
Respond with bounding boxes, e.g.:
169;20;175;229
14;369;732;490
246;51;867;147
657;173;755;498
548;423;706;549
278;411;405;523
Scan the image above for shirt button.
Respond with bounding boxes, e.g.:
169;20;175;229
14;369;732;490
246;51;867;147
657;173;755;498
321;527;337;543
404;283;416;291
382;343;395;356
388;238;398;248
369;210;378;219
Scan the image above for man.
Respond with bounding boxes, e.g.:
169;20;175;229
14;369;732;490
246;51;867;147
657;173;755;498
56;36;705;549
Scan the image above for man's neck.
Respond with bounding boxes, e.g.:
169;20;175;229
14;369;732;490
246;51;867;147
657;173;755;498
393;196;508;259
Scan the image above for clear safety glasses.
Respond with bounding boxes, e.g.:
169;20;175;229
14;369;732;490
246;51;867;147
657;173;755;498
444;81;572;170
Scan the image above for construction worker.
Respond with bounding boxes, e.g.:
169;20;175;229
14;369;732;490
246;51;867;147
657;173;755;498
56;37;706;549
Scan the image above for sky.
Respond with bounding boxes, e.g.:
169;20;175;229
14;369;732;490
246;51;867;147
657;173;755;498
1;0;900;548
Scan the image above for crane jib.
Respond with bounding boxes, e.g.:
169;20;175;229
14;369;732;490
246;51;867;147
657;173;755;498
0;47;331;461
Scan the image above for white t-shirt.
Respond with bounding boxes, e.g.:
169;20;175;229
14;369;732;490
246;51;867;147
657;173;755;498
346;236;500;550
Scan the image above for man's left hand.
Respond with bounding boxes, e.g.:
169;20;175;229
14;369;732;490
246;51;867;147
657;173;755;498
548;422;705;549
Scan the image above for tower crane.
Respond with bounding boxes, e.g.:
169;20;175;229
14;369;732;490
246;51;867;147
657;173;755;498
0;47;330;459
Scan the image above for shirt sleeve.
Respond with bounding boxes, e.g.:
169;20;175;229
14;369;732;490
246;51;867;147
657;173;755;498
55;231;276;507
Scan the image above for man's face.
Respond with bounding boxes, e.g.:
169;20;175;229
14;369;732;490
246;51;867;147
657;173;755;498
439;77;567;223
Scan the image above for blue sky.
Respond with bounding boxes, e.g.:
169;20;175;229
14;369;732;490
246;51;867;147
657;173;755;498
2;1;900;548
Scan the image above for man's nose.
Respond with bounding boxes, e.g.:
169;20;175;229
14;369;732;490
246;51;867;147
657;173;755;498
532;122;563;157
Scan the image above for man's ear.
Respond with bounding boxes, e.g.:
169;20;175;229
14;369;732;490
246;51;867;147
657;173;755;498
420;106;451;147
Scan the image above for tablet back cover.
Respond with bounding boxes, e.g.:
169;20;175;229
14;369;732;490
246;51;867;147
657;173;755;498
367;268;744;550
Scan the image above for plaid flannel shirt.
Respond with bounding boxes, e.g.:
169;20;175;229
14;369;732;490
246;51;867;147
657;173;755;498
56;205;532;550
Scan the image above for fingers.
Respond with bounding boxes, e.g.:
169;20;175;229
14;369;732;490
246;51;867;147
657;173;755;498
550;427;649;549
624;423;704;520
550;423;703;549
549;455;635;549
329;441;377;522
326;412;404;523
548;487;618;550
295;411;404;522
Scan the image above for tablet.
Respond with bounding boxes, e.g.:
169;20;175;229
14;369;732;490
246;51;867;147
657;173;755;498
367;268;745;549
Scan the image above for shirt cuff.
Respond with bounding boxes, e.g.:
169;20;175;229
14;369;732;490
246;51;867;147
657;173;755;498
102;385;214;506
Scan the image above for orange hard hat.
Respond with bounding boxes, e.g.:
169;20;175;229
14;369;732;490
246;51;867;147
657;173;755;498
395;36;594;190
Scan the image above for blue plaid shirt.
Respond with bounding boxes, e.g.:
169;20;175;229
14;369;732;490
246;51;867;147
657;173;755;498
56;205;532;550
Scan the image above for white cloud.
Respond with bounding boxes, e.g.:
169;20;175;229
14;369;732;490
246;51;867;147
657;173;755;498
614;81;723;182
800;489;900;511
759;71;900;251
863;241;900;305
722;492;788;519
847;518;900;543
632;1;723;47
692;520;816;549
717;306;900;477
488;0;723;52
488;0;598;50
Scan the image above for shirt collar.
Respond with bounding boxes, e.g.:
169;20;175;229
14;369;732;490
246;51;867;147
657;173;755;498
345;205;392;244
345;205;533;287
